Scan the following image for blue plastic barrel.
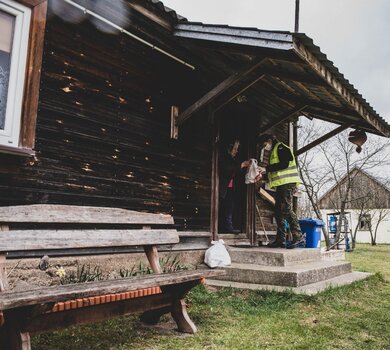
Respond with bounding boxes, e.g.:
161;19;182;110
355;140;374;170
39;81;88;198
329;215;337;233
299;219;325;248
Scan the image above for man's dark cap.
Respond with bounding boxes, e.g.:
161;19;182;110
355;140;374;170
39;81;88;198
257;134;273;145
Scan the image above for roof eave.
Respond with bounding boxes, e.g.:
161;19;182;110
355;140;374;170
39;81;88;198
292;37;390;137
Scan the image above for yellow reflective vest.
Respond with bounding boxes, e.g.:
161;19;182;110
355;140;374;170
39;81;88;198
268;142;300;189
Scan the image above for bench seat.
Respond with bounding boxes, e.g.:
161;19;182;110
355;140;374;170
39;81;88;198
0;270;219;311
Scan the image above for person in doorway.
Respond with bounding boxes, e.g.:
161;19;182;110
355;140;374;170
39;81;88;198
257;134;305;249
219;140;250;233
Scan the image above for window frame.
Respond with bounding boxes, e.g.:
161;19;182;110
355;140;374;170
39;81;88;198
0;0;47;156
358;213;371;231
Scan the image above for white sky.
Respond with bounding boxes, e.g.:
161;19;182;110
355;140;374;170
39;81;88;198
162;0;390;124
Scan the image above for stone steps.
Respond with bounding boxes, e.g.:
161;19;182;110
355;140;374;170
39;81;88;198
212;260;352;287
228;247;321;266
206;271;372;295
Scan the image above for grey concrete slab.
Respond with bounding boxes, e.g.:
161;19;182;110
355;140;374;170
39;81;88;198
214;260;352;287
228;247;322;266
206;271;372;295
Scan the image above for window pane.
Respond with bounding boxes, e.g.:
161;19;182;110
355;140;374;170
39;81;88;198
0;10;15;130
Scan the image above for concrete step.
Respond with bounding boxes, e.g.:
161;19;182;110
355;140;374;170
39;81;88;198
214;260;352;287
218;234;251;247
206;271;372;295
228;247;321;266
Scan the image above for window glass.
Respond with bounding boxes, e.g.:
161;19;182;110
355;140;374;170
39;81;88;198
0;10;15;131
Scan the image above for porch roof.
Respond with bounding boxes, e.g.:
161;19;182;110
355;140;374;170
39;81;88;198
173;22;390;137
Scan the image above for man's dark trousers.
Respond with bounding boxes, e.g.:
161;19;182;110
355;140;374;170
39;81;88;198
275;183;302;240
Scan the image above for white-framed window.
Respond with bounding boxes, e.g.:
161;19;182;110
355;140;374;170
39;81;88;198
0;0;31;147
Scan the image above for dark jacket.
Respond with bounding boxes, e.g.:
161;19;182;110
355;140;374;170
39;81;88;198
219;151;241;199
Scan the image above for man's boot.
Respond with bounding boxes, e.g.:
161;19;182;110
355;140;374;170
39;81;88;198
286;234;306;249
267;229;285;248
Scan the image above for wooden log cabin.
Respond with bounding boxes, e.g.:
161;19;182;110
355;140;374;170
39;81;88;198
0;0;389;254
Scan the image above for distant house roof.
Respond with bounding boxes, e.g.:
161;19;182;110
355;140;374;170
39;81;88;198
319;167;390;209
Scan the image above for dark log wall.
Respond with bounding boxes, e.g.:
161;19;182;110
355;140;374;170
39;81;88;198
0;3;212;230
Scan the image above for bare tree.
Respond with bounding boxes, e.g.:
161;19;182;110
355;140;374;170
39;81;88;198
297;118;390;250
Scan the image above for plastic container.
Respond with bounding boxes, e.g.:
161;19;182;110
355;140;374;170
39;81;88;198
299;218;325;248
328;215;337;233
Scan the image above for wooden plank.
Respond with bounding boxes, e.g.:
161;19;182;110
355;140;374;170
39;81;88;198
0;254;8;292
0;229;179;252
144;246;162;274
170;106;179;139
20;0;48;149
127;0;173;31
0;205;174;224
295;123;351;156
23;292;174;334
177;58;267;125
0;270;225;310
259;188;276;206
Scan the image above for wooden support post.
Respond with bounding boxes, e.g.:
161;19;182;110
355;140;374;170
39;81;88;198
0;313;31;350
144;246;162;274
170;106;179;139
171;299;197;334
295;123;350;156
246;121;256;246
0;254;8;292
246;184;256;246
210;114;220;241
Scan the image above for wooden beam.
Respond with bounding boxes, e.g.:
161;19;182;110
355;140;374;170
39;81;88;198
259;104;307;134
295;123;351;156
127;0;173;31
0;229;179;252
0;270;224;311
258;188;276;206
214;74;266;111
170;106;179;139
0;205;174;224
293;38;390;137
177;58;267;125
265;68;327;87
210;115;220;241
20;0;48;149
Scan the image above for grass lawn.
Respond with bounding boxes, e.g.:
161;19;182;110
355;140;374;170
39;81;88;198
33;244;390;350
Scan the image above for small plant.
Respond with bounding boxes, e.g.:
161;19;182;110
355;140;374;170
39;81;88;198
59;264;106;285
119;255;188;278
119;262;152;278
160;255;188;273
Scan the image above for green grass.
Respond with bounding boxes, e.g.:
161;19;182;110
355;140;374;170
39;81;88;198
345;244;390;280
32;244;390;350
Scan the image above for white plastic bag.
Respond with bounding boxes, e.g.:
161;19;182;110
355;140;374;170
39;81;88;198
204;239;231;268
245;158;261;184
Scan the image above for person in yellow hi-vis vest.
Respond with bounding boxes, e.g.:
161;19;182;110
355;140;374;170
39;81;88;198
257;134;305;249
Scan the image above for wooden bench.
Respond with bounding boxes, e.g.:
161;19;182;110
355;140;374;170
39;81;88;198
0;205;224;350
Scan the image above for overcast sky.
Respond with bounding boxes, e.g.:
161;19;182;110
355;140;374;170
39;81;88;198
162;0;390;124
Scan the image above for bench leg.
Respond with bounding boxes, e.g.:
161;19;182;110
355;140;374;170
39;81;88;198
140;306;171;325
0;322;31;350
171;299;197;334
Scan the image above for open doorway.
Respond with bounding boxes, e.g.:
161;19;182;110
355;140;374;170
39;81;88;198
217;114;249;234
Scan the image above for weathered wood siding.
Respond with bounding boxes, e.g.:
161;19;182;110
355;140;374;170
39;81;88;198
0;4;211;230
